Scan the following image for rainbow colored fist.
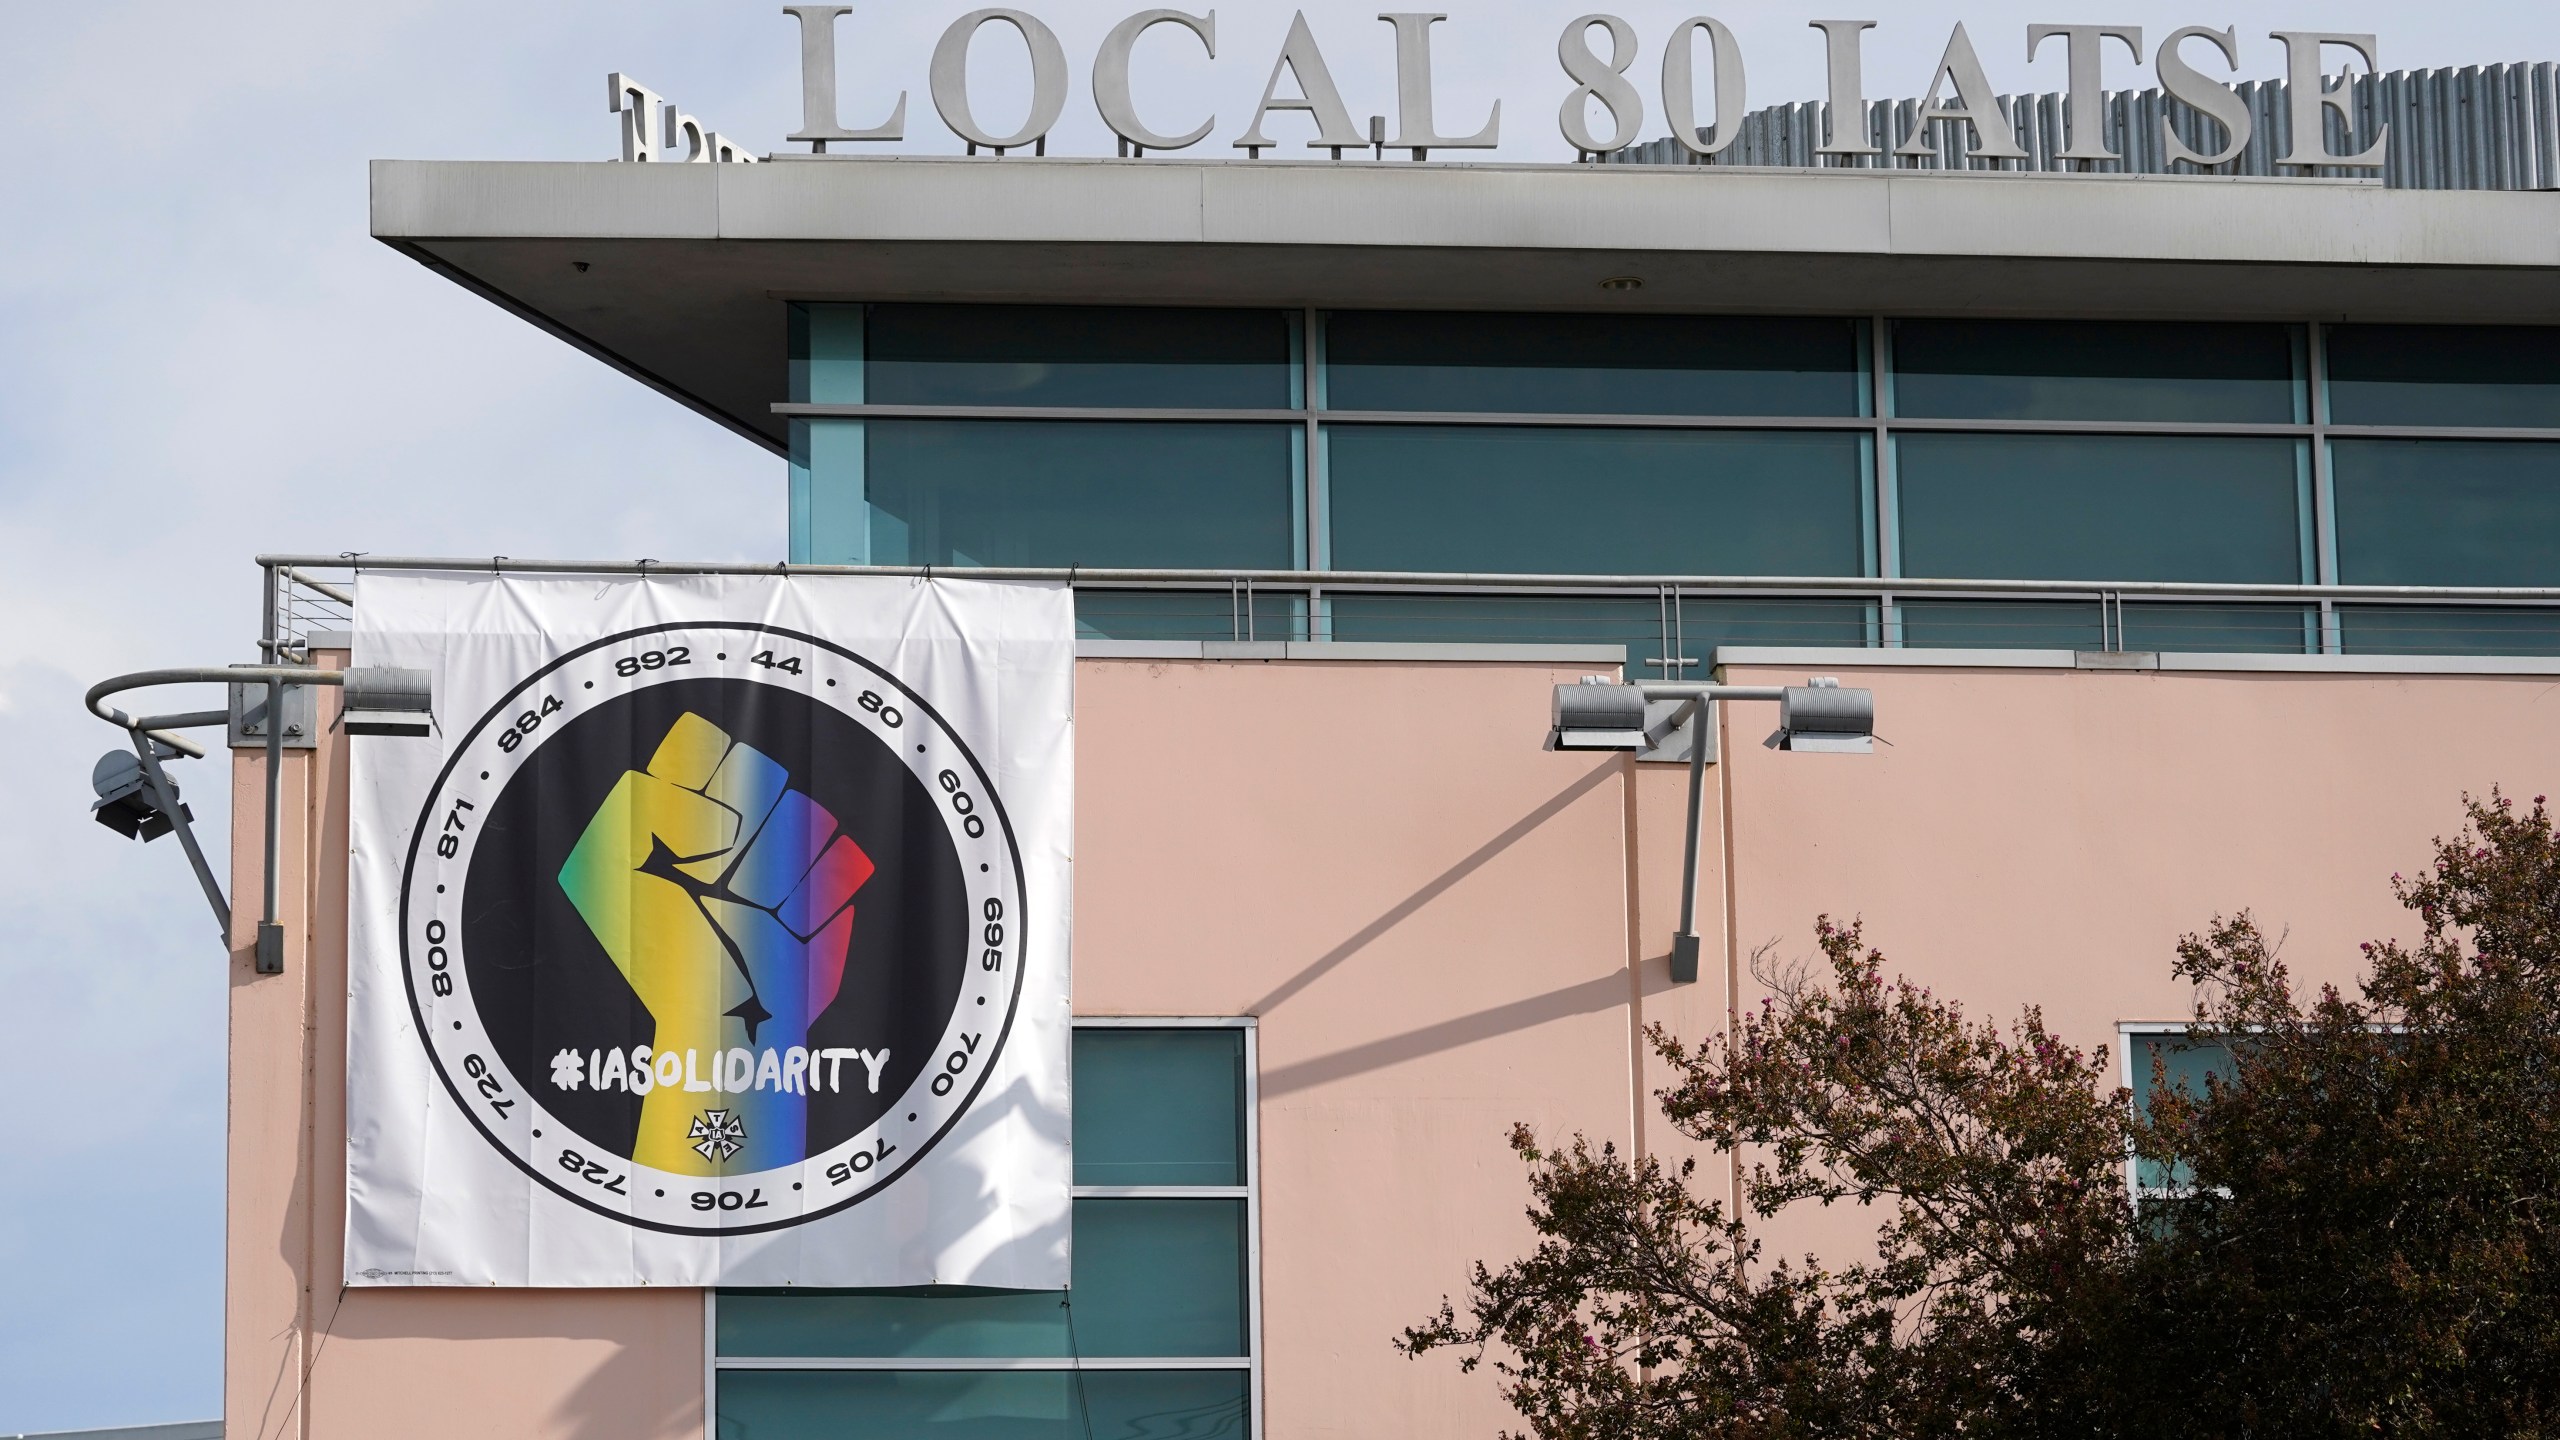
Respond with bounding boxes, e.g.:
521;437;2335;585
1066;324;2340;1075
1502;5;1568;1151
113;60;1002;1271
559;712;875;1175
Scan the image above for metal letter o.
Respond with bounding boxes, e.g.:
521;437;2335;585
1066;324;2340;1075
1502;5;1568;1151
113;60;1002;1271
931;9;1069;150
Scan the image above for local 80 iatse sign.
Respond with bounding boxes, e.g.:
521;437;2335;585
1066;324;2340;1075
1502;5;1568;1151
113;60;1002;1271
612;8;2392;170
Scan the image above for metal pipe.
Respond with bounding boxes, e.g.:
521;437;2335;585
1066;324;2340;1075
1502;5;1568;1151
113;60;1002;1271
251;554;2560;604
85;665;355;975
1673;696;1711;983
260;676;284;974
86;665;347;759
127;709;231;733
1629;682;1791;982
282;567;355;605
131;733;231;937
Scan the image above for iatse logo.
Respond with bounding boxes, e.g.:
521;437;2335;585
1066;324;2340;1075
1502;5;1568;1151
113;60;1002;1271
398;623;1026;1235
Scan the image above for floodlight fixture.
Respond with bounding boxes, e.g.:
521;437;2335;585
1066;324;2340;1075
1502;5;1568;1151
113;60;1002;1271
343;666;435;736
83;661;436;972
1547;674;1879;986
1766;678;1876;754
91;746;189;841
1548;678;1650;750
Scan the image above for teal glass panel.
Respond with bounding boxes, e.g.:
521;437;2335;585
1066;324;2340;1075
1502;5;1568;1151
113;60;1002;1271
1327;427;1865;575
2331;439;2560;585
860;305;1292;408
2131;1033;2235;1191
718;1200;1246;1358
1897;601;2101;650
800;420;868;565
1897;434;2305;582
2338;608;2560;656
1323;312;1863;415
720;1287;1072;1359
847;420;1296;568
2122;605;2313;653
1074;1029;1245;1186
1891;320;2300;423
1328;596;1869;677
2327;325;2560;428
1068;1200;1249;1357
717;1368;1248;1439
790;304;866;405
1896;603;2310;653
1075;591;1308;642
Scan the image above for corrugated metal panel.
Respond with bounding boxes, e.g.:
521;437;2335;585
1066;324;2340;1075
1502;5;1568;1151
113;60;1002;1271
1615;62;2560;188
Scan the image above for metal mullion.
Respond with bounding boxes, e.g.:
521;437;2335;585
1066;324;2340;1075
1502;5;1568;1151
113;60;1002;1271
1305;308;1327;603
2307;423;2560;441
1871;315;1901;647
714;1356;1255;1372
1243;1020;1265;1440
2309;322;2344;653
1314;413;2337;437
772;408;2560;445
773;403;1302;422
260;554;2560;604
1072;1015;1257;1027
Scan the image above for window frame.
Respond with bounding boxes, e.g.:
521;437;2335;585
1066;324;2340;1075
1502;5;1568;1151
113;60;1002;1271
783;307;2560;657
704;1015;1262;1440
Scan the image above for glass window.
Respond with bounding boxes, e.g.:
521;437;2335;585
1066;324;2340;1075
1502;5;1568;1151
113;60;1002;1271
2327;325;2560;428
1327;427;1866;575
716;1200;1245;1360
717;1026;1255;1431
2337;608;2560;656
789;304;867;405
2331;439;2560;586
1074;591;1308;643
2129;1032;2235;1192
1895;602;2311;653
720;1287;1073;1361
1896;434;2306;582
1323;312;1863;416
1327;595;1868;677
1897;601;2102;651
1075;1029;1245;1186
833;420;1297;568
1891;320;2301;424
717;1369;1249;1440
855;304;1294;409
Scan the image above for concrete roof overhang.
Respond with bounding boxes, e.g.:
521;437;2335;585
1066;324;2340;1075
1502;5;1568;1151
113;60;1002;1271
370;157;2560;456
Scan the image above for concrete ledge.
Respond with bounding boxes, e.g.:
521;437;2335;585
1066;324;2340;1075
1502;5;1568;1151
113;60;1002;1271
1716;646;2560;676
1077;640;1625;664
370;157;2560;453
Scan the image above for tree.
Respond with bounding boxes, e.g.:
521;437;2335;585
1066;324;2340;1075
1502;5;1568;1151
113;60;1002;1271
1400;793;2560;1438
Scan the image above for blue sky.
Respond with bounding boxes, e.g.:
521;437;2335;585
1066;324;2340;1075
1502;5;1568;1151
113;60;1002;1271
3;0;2554;1429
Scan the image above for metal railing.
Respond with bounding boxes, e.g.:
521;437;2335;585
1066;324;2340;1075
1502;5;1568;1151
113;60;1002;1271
258;555;2560;670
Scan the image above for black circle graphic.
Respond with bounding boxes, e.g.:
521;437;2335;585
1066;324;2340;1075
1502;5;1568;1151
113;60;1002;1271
459;675;970;1164
396;622;1031;1237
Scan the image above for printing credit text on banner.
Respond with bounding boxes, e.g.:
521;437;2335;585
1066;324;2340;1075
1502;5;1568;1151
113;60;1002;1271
345;572;1073;1287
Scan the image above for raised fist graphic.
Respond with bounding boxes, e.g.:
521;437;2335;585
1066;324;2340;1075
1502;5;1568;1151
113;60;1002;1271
560;712;874;1174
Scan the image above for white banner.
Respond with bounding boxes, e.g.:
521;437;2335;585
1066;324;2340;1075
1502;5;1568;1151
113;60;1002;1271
346;572;1072;1288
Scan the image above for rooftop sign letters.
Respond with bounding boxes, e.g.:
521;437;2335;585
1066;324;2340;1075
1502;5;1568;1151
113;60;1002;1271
608;10;2392;168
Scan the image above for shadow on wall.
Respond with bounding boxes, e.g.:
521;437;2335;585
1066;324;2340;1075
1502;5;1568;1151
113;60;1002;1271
1243;761;1620;1020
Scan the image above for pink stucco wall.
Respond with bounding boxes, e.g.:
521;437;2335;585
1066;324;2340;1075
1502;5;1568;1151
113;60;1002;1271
225;651;2559;1437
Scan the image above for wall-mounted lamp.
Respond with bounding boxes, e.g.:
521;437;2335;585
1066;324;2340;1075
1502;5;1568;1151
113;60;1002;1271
1549;675;1877;984
85;663;433;974
91;746;190;841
